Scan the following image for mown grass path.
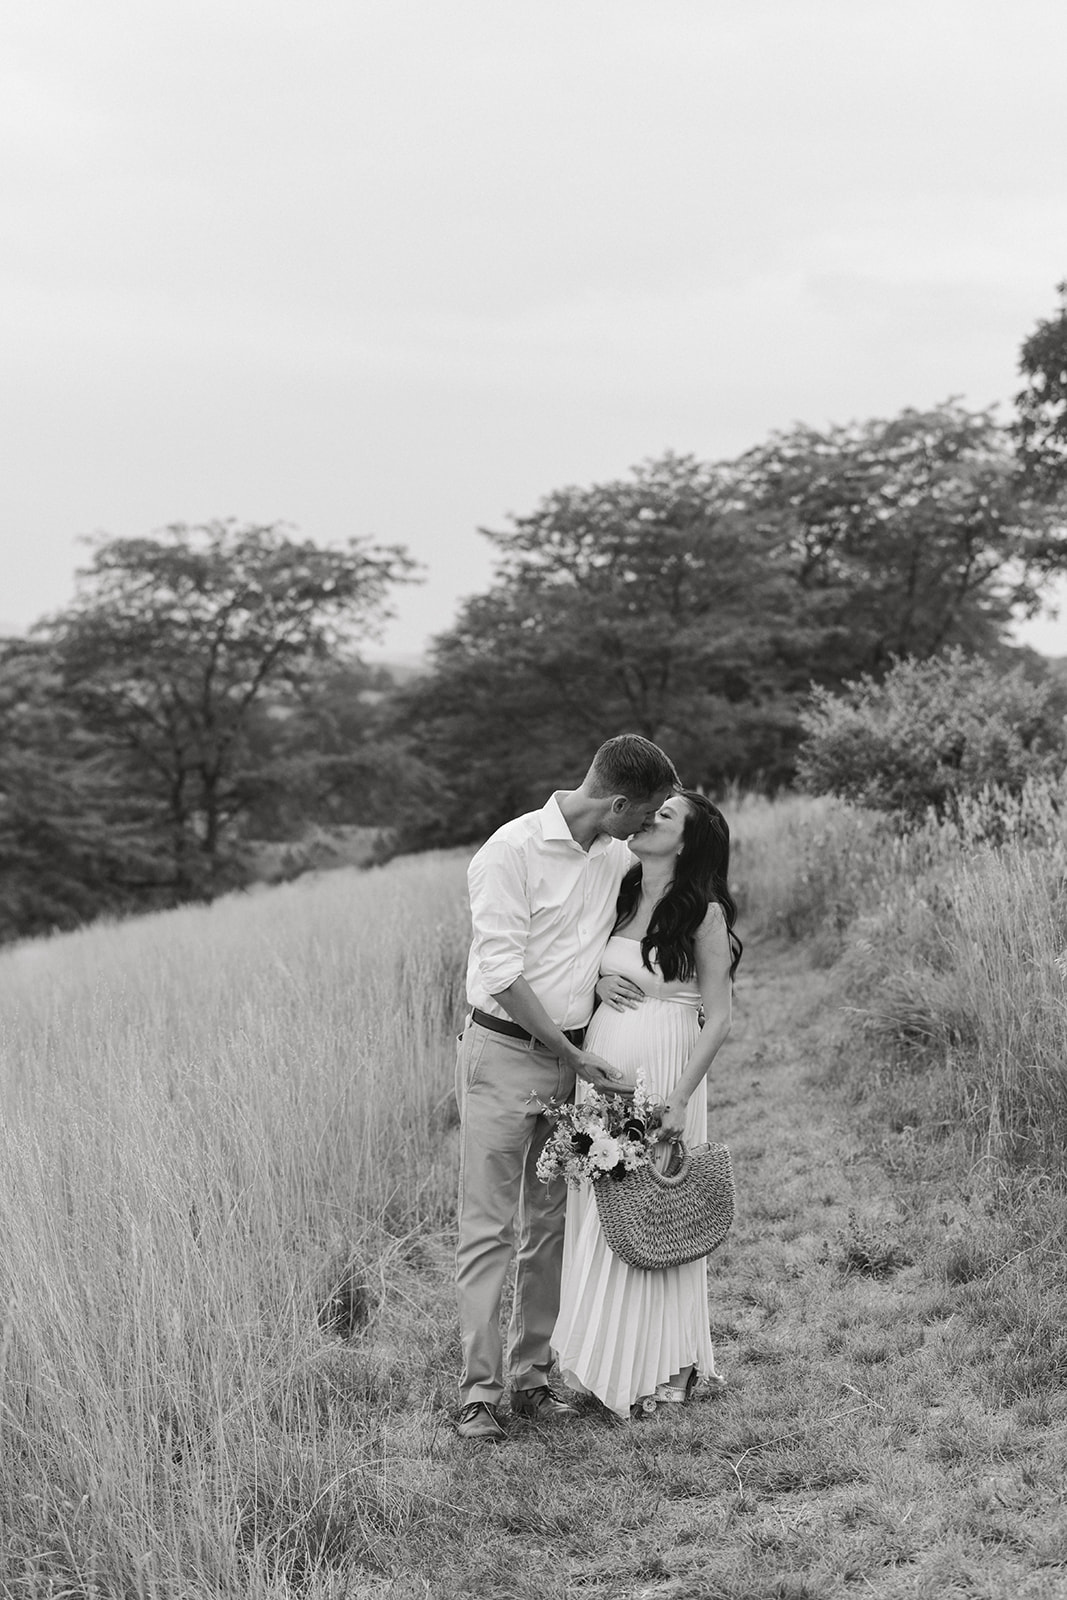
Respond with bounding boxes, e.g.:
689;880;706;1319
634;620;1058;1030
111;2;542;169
369;937;1067;1600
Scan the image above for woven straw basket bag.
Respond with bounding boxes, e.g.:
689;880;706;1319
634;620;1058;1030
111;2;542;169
594;1140;734;1271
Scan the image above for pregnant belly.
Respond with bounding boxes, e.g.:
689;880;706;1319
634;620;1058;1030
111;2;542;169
584;998;698;1092
583;1006;640;1087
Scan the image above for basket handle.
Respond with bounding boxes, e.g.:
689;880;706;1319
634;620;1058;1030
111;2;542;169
649;1138;690;1187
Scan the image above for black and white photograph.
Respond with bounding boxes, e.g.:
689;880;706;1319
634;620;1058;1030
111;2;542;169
3;3;1067;1596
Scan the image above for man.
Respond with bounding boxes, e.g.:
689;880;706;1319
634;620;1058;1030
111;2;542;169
454;733;680;1440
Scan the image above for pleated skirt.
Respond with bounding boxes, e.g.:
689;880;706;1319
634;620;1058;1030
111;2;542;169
551;997;719;1419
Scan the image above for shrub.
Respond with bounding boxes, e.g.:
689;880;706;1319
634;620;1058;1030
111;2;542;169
796;650;1066;825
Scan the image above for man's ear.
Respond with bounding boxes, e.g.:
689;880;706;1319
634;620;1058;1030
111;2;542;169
609;795;628;815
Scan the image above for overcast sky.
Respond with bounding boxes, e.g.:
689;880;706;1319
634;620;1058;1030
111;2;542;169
4;0;1067;656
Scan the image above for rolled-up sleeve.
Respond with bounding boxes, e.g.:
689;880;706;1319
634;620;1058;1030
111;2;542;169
467;840;530;995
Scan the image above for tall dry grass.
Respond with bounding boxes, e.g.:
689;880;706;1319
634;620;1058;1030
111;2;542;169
728;790;888;953
0;853;470;1597
724;777;1067;1420
814;779;1067;1163
731;779;1067;1165
786;778;1067;1409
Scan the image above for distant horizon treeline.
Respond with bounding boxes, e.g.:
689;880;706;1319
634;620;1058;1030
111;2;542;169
3;284;1067;944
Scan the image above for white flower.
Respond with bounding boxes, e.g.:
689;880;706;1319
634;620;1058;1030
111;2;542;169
588;1133;623;1173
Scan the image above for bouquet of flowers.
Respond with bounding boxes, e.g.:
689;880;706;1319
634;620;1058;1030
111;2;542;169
534;1075;666;1186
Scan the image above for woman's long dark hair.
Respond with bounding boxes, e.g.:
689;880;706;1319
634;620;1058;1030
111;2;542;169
614;792;742;981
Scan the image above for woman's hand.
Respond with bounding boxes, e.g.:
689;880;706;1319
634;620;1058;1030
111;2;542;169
595;974;646;1012
651;1097;689;1164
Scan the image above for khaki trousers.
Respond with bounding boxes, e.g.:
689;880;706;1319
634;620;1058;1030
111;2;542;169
454;1020;576;1406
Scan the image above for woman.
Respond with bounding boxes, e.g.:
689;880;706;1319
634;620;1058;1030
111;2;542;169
551;790;742;1420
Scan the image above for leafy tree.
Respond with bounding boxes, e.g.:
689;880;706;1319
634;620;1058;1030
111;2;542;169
1016;280;1067;499
395;419;1062;845
239;659;440;845
726;401;1058;676
394;454;807;842
40;521;416;897
0;640;167;941
796;649;1066;824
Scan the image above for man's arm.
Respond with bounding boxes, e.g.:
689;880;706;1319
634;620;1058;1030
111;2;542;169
491;976;631;1096
467;838;531;996
469;839;629;1096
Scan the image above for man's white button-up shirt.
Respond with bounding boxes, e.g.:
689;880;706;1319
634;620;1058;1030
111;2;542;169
465;792;632;1031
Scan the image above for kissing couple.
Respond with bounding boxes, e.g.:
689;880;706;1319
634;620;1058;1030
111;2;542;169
453;733;742;1437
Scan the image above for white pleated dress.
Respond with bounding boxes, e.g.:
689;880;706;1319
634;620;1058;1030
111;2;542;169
552;934;721;1419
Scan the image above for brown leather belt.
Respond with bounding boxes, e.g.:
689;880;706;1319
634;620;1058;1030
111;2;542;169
470;1007;586;1050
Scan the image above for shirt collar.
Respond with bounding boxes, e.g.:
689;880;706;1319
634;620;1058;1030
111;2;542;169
540;792;614;854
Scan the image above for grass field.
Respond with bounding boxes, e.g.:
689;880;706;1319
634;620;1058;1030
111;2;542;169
3;792;1067;1597
0;854;472;1597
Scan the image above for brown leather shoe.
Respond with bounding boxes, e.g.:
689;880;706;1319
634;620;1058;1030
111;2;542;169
455;1401;507;1441
510;1385;578;1422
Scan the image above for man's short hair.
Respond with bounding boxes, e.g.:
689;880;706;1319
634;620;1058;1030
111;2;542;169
586;734;680;799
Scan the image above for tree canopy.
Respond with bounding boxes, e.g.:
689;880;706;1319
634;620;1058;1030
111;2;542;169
395;453;811;840
727;402;1059;672
396;404;1057;842
0;639;166;941
39;521;416;898
1016;280;1067;501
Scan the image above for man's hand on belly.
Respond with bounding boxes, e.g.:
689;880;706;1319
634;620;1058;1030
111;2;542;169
572;1049;635;1097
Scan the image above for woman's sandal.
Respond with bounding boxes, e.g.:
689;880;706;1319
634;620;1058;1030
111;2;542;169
654;1368;699;1405
635;1368;728;1416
